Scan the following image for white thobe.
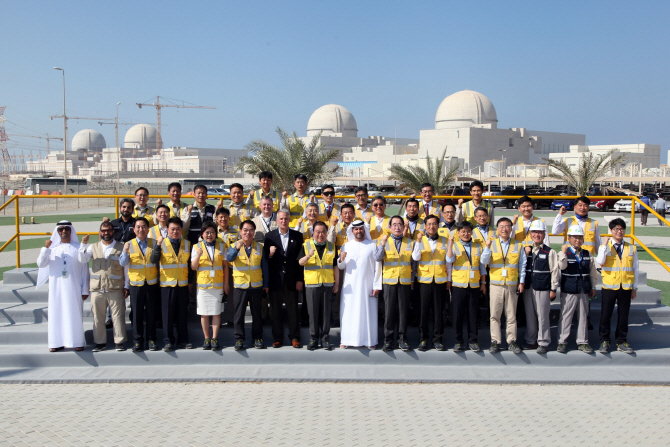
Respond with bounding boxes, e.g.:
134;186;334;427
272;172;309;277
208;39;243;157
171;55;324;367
337;238;382;347
37;244;90;349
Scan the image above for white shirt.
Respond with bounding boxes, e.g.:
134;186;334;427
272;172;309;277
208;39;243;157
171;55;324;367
411;235;452;281
373;215;385;232
595;240;639;289
552;213;601;249
279;229;290;252
191;244;215;261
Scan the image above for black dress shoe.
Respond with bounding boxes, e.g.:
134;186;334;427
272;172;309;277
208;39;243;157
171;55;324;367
105;319;113;328
177;343;194;349
92;344;106;352
148;341;159;351
254;339;265;349
418;340;428;352
434;342;446;351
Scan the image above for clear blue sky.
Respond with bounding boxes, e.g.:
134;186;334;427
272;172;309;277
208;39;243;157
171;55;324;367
3;1;669;164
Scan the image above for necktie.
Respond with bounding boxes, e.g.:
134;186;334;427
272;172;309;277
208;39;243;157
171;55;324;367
327;205;332;218
614;243;622;259
424;204;429;216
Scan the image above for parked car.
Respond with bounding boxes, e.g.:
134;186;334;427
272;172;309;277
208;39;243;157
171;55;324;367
551;195;575;211
207;187;229;196
590;198;618;212
491;188;531;209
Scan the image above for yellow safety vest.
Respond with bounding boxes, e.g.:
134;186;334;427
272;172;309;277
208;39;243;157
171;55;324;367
463;200;492;226
159;238;190;287
514;216;544;247
417;236;448;284
369;216;391;240
298;221;316;242
168;201;187;219
382;237;413;285
127;238;159;286
149;225;166;241
418;203;439;220
253;189;280;213
489;239;521;286
318;202;339;223
195;239;226;289
232;241;264;289
217;228;239;248
601;241;636;290
472;226;497;245
407;218;425;240
228;203;251;231
334;222;349;248
438;224;457;239
562;216;597;253
451;241;482;288
355;207;372;221
303;240;335;287
132;205;155;227
288;194;309;227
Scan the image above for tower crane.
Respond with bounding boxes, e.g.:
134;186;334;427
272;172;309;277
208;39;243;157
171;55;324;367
135;96;215;157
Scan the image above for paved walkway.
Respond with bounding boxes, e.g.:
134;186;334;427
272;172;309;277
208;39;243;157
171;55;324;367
0;382;668;446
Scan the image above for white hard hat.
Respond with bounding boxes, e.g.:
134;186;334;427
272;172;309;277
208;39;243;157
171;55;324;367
567;224;585;236
529;220;547;232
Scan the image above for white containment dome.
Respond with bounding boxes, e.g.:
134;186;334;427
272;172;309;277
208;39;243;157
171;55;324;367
307;104;358;137
71;129;107;152
435;90;498;130
124;124;158;149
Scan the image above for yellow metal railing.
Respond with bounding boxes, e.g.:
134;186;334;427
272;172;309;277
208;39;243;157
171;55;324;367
1;194;668;273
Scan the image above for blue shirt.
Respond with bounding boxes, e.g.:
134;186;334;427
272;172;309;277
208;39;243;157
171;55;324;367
481;238;527;282
119;238;148;267
226;244;270;289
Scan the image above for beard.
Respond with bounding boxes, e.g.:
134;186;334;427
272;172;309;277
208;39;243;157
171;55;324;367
101;234;114;242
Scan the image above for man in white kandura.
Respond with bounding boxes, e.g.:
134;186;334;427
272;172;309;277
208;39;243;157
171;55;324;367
36;221;90;352
337;219;382;349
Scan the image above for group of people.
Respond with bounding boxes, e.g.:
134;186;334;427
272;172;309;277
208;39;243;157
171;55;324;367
39;176;639;356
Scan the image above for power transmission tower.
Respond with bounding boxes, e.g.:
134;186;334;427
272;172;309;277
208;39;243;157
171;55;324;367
0;107;12;175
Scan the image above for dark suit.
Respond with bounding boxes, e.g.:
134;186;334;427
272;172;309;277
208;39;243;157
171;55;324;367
263;229;304;343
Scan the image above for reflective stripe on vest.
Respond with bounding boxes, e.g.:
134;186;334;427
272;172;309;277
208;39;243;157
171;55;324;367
489;239;520;286
382;237;413;285
232;241;264;289
601;242;636;290
563;217;597;253
303;240;335;287
196;240;226;289
159;238;190;287
128;238;159;286
417;236;448;284
451;241;481;288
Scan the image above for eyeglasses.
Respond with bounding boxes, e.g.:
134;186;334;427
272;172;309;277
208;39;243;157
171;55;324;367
611;227;625;233
498;225;512;229
372;203;384;207
322;191;334;196
355;194;367;199
57;227;70;233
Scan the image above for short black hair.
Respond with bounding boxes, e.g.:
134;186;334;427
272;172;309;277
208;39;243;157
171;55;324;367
474;206;489;215
167;217;183;228
294;174;307;182
354;186;368;195
497;217;512;227
134;187;149;196
156;204;170;214
100;221;114;231
321;184;335;193
194;184;208;194
470;180;484;191
215;206;230;217
258;171;273;180
517;196;533;207
372;195;386;205
609;218;627;230
120;198;135;208
167;182;182;192
574;195;590;206
457;221;473;231
340;203;355;213
201;221;218;234
134;217;149;228
442;203;456;212
420;183;434;192
240;219;256;230
313;221;328;232
230;183;244;192
389;215;404;226
405;198;419;208
424;214;440;226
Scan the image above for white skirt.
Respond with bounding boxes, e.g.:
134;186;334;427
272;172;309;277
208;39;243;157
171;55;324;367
197;288;223;316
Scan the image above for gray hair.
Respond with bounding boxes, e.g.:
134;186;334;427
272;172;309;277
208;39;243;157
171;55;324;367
277;209;290;218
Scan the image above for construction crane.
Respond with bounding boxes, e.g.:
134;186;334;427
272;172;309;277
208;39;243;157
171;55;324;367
7;133;63;155
135;96;215;155
0;107;11;175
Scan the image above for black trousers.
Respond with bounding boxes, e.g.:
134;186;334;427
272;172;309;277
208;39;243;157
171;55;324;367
451;286;479;344
382;283;410;344
130;284;158;344
419;281;445;343
233;287;263;342
305;285;333;342
161;286;189;345
270;282;300;342
599;288;632;344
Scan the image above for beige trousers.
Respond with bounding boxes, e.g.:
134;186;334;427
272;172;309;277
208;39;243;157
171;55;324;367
489;285;518;344
91;290;127;344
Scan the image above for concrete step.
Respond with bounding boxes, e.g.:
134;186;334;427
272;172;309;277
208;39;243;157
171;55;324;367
0;285;49;304
3;268;39;286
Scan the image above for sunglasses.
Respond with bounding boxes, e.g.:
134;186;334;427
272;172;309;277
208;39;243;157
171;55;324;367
57;227;71;233
372;203;385;207
322;191;335;196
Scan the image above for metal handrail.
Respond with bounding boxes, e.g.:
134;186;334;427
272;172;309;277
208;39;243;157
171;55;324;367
0;194;668;273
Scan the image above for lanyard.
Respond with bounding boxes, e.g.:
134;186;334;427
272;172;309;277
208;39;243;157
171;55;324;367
461;241;473;266
499;238;510;266
569;246;582;263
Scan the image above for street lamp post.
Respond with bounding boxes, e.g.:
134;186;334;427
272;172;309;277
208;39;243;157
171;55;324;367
498;148;507;178
54;67;67;193
115;102;120;193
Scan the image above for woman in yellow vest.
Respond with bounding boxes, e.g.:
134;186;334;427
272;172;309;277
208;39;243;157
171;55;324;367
151;217;192;352
298;221;339;351
482;217;525;355
595;218;638;354
410;215;448;352
446;221;489;353
190;222;229;351
376;216;414;352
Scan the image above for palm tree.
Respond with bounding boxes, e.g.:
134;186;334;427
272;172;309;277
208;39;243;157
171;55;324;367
388;148;460;194
235;127;340;191
540;149;626;196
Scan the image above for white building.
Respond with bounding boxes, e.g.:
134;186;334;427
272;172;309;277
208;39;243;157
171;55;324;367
548;144;661;170
26;128;106;175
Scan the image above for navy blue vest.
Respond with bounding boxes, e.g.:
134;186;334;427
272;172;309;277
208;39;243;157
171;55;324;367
526;244;552;291
187;204;216;244
560;249;592;294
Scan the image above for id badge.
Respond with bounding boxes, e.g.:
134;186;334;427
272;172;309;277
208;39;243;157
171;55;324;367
210;270;216;278
61;270;68;279
470;270;475;279
501;268;507;277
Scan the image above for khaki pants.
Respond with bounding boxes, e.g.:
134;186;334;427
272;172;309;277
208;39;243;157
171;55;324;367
558;292;589;345
91;290;127;345
489;285;518;344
